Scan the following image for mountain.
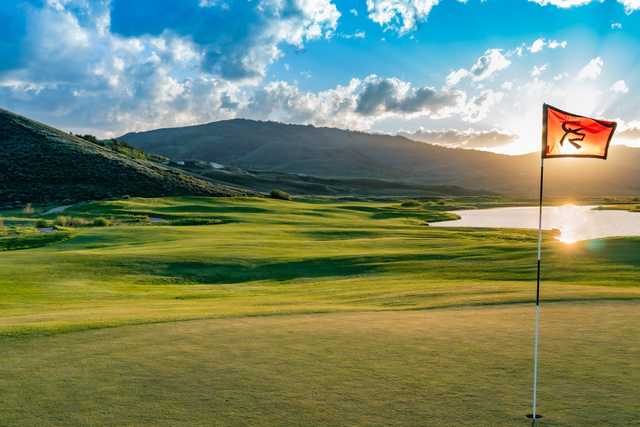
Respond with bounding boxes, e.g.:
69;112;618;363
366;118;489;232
0;109;249;206
121;119;640;197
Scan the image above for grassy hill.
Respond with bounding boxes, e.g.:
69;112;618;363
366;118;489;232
121;119;640;197
0;109;250;207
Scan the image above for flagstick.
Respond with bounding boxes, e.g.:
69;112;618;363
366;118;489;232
530;153;544;424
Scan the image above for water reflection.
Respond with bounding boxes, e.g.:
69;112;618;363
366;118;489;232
432;204;640;243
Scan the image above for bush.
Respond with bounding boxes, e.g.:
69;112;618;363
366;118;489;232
270;189;292;200
36;219;50;228
401;200;422;208
54;216;69;227
92;217;112;227
54;216;89;227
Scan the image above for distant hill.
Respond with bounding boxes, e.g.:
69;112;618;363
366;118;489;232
121;119;640;197
182;164;491;197
0;109;249;206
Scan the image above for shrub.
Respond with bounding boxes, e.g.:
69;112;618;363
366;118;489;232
54;216;89;227
71;217;89;227
270;189;292;200
36;219;50;228
92;217;112;227
79;134;99;144
401;200;422;208
54;216;69;227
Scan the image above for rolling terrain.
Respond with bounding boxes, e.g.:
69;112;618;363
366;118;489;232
0;109;249;207
121;119;640;197
0;196;639;425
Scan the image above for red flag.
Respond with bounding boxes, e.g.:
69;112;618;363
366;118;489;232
542;104;617;159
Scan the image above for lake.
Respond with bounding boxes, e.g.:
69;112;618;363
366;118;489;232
432;205;640;243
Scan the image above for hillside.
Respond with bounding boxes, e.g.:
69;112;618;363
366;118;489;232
178;163;491;197
0;109;249;206
121;119;640;197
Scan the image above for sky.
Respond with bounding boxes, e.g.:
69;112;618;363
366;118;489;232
2;0;640;154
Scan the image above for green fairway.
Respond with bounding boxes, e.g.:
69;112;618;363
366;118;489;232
1;196;639;336
0;196;639;425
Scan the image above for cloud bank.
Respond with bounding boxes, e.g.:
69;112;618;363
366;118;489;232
399;128;517;149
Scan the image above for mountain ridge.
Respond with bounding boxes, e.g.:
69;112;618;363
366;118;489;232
121;118;640;197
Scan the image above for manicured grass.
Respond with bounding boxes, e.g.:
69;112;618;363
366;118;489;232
0;196;639;337
0;303;638;426
0;196;638;425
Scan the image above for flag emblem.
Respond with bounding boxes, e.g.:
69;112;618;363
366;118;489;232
542;104;617;159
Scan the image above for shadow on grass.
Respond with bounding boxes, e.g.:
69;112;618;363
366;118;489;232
131;253;463;285
155;205;269;214
582;237;640;266
333;205;455;222
300;230;382;240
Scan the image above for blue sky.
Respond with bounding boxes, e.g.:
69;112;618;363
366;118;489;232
2;0;640;154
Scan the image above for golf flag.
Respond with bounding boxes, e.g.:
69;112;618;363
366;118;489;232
529;104;618;423
542;104;617;159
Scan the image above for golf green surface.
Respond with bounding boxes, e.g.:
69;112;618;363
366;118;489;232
1;197;639;425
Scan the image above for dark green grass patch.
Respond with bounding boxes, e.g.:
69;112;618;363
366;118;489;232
0;231;71;251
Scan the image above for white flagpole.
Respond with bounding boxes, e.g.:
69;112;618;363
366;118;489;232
530;152;544;424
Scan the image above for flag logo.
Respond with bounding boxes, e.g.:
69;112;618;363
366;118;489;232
542;104;617;159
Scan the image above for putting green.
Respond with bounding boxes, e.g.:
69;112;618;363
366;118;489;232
1;302;637;426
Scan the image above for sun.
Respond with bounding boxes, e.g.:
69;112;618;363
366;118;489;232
557;234;577;244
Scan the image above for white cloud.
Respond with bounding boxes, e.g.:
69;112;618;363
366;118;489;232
529;38;545;53
611;22;623;29
355;76;463;116
547;39;568;49
530;64;548;77
350;8;359;16
619;0;640;13
469;49;511;81
553;72;568;81
446;69;469;87
447;49;511;86
610;80;629;93
612;119;640;147
530;0;640;13
577;57;603;80
198;0;229;9
528;0;593;7
0;0;343;135
340;31;366;39
244;75;466;130
399;128;516;149
528;38;567;53
365;0;440;34
463;89;503;122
